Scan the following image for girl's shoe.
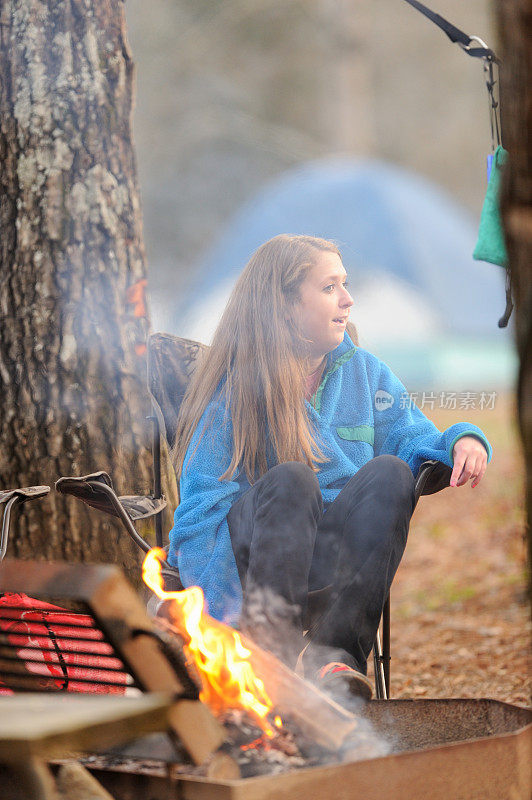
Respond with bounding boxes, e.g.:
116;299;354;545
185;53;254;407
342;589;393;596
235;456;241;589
317;661;373;701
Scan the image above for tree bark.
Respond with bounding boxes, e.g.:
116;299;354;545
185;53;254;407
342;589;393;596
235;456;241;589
495;0;532;603
0;0;153;583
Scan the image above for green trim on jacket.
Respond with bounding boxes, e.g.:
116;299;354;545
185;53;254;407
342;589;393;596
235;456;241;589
312;347;358;412
448;430;492;463
336;425;375;446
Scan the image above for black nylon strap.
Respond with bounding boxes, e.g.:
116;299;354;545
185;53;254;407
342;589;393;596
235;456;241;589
403;0;471;45
402;0;498;61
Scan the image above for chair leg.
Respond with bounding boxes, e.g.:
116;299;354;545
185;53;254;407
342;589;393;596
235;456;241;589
372;594;391;699
373;630;387;699
149;413;164;548
382;594;391;697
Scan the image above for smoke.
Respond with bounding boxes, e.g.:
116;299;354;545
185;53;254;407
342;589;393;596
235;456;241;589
239;585;305;670
239;584;392;763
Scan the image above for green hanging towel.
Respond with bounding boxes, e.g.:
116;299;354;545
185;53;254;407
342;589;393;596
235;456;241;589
473;145;509;267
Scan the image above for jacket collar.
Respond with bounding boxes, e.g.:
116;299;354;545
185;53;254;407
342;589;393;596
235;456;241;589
310;333;358;414
327;331;357;363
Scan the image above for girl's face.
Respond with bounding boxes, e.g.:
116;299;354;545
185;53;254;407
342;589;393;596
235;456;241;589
294;250;354;362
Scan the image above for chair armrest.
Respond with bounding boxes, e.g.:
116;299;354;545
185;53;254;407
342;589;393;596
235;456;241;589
414;460;452;505
55;472;166;519
0;486;50;561
0;486;50;505
55;473;165;554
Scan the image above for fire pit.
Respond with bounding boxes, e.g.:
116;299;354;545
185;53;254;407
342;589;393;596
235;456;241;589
83;698;531;800
1;559;530;800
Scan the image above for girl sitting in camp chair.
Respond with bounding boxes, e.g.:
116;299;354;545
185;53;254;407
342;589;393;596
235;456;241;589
168;234;491;700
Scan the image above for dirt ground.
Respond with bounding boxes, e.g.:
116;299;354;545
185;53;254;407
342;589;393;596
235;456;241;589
367;392;531;706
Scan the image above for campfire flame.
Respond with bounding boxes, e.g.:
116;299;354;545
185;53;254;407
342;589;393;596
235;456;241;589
142;548;280;737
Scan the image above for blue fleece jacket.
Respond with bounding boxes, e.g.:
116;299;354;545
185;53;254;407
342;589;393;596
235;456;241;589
168;334;492;626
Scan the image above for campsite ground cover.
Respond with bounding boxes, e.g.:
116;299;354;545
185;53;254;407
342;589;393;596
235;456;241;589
368;392;531;706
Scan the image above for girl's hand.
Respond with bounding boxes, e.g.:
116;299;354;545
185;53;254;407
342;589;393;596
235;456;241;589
451;436;488;488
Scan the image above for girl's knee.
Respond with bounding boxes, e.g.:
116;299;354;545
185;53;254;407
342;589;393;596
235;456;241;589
373;455;414;490
261;461;322;506
367;457;415;518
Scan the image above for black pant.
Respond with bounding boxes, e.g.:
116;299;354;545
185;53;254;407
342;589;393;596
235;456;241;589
227;455;416;674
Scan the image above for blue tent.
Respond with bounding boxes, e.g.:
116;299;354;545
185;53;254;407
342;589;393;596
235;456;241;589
176;158;514;388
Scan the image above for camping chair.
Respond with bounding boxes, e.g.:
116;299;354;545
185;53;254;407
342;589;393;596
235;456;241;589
57;331;452;699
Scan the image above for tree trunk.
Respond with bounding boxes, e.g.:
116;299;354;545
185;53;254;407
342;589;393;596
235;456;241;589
495;0;532;602
0;0;153;584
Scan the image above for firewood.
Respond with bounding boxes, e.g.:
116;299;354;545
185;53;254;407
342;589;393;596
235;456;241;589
154;616;359;753
55;763;115;800
241;633;360;751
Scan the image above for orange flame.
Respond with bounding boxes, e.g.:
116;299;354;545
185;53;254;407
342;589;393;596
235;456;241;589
142;548;280;737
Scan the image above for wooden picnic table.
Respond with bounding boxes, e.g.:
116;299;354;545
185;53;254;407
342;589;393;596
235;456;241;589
0;692;171;800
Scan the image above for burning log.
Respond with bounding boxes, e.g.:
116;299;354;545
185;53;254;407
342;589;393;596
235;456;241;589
154;614;360;753
143;550;361;755
241;630;361;752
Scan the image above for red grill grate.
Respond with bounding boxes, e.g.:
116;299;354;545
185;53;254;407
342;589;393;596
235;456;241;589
0;593;137;694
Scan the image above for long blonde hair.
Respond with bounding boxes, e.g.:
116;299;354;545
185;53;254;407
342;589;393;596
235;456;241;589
173;234;357;483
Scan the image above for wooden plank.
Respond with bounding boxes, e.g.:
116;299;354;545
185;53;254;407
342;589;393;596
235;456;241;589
0;694;170;763
88;569;228;766
55;763;116;800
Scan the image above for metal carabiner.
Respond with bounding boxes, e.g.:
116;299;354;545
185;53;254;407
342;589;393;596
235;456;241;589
467;34;490;52
465;35;502;152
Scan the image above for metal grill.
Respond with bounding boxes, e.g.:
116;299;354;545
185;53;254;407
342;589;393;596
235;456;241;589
0;559;226;767
0;596;138;694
